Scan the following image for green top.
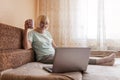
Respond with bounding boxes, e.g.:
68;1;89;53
28;30;55;61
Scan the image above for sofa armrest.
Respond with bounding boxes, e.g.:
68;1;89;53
0;49;34;71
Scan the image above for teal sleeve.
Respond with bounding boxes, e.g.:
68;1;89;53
28;31;33;42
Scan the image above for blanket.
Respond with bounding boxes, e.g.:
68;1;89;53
0;62;82;80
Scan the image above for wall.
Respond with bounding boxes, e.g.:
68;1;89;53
0;0;36;29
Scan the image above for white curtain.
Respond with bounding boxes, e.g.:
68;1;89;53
58;0;88;47
36;0;120;51
70;0;120;51
104;0;120;51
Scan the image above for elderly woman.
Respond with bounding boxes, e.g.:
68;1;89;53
23;15;115;66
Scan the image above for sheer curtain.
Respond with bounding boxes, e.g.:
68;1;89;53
36;0;120;51
104;0;120;51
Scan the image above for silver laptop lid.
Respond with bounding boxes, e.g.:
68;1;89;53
52;47;91;73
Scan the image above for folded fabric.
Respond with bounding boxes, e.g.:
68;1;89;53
0;62;83;80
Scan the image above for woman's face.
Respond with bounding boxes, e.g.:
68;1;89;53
38;21;49;31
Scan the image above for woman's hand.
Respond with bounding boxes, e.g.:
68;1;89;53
52;40;57;48
24;19;34;30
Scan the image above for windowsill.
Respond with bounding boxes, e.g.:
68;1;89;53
91;50;120;58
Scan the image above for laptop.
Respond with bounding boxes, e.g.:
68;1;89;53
43;47;91;73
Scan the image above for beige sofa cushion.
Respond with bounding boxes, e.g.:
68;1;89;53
83;58;120;80
0;23;23;50
1;59;120;80
0;49;34;71
1;62;82;80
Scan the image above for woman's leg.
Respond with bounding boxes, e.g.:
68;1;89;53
40;54;54;64
89;53;116;66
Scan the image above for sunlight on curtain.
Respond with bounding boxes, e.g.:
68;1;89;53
88;0;107;50
104;0;120;50
69;0;88;46
87;0;98;50
59;0;88;47
36;0;120;51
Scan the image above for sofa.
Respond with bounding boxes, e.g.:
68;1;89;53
0;23;120;80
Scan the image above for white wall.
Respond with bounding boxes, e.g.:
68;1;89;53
0;0;36;28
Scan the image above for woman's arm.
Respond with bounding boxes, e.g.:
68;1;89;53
52;40;57;48
23;19;33;49
23;29;32;49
